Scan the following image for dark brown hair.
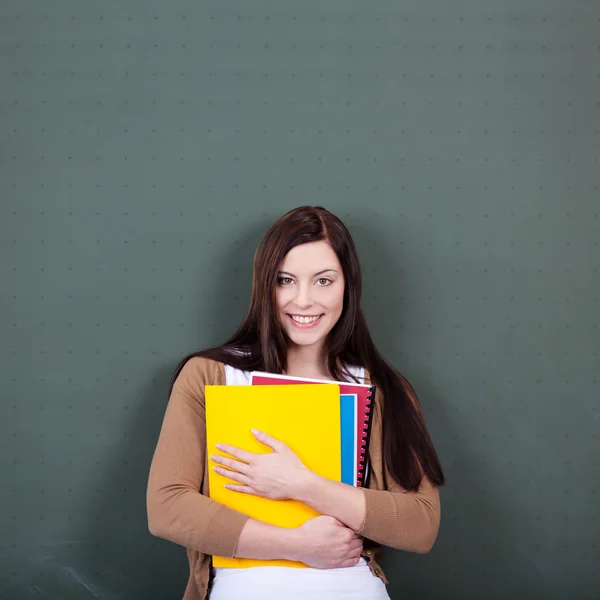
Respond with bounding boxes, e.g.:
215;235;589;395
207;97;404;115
171;205;445;491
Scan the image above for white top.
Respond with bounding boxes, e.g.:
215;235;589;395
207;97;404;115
208;364;390;600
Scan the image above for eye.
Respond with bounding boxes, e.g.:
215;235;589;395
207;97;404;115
317;278;332;286
277;277;293;285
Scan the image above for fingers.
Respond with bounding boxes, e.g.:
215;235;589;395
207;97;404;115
211;452;251;474
224;483;256;495
343;531;361;544
338;555;362;568
213;465;251;485
343;529;361;544
252;429;284;451
213;444;255;464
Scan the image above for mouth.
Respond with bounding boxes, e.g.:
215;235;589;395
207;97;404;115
287;314;324;329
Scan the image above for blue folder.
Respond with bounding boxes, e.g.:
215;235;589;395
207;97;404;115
340;394;357;486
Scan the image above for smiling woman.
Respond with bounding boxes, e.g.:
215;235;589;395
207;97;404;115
276;243;345;378
146;205;445;600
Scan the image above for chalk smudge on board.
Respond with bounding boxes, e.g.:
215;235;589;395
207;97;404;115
62;566;105;598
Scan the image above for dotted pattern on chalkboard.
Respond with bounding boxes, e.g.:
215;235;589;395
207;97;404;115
1;2;599;600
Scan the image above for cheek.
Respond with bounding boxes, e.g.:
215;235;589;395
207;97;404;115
275;289;291;312
329;286;345;313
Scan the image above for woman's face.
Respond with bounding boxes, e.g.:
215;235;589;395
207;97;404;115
275;240;345;350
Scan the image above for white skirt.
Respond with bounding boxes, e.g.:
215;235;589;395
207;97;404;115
209;558;391;600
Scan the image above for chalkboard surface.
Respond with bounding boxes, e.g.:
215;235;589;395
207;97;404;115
1;1;598;599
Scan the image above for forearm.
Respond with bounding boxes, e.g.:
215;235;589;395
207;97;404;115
294;470;441;553
234;518;299;561
357;484;440;552
148;484;299;562
295;471;366;532
147;484;250;557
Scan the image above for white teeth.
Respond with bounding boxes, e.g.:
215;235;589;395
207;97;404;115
291;315;321;324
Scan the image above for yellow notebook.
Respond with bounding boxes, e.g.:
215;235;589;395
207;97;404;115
205;383;341;569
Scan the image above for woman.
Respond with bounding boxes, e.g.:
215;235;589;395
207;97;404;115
146;205;445;600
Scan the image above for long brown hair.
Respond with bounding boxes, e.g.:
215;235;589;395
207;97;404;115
171;205;445;491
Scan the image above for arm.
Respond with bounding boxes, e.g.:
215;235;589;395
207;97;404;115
358;475;440;553
146;357;361;567
147;357;297;559
146;358;249;556
296;469;440;554
208;404;440;553
296;378;441;554
295;474;366;532
234;519;297;561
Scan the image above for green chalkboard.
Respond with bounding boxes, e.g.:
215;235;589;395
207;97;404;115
1;1;598;599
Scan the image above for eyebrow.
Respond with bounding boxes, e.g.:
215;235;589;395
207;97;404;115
278;269;338;277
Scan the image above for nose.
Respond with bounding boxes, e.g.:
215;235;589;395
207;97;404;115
294;283;313;309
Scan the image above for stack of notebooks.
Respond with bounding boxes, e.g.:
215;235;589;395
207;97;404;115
205;371;375;568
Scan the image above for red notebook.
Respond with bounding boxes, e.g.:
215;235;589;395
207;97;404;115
249;371;376;488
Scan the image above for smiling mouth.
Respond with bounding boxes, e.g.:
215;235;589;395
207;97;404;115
288;314;324;326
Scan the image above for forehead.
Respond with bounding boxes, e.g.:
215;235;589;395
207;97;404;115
279;241;341;272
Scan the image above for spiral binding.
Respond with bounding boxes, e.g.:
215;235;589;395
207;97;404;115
357;385;376;488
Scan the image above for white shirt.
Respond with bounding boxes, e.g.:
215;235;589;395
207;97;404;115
208;364;390;600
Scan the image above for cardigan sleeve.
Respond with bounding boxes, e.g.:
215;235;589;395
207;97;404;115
146;357;250;556
356;372;441;553
357;471;440;553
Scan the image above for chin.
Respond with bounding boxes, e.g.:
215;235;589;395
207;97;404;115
288;335;325;347
282;326;327;348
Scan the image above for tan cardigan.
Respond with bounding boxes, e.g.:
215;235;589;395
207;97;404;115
146;357;441;600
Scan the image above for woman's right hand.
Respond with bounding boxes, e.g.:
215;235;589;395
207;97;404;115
288;515;364;569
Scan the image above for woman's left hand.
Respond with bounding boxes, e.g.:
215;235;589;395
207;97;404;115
210;429;311;501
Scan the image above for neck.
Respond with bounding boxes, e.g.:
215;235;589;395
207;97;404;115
284;343;332;380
